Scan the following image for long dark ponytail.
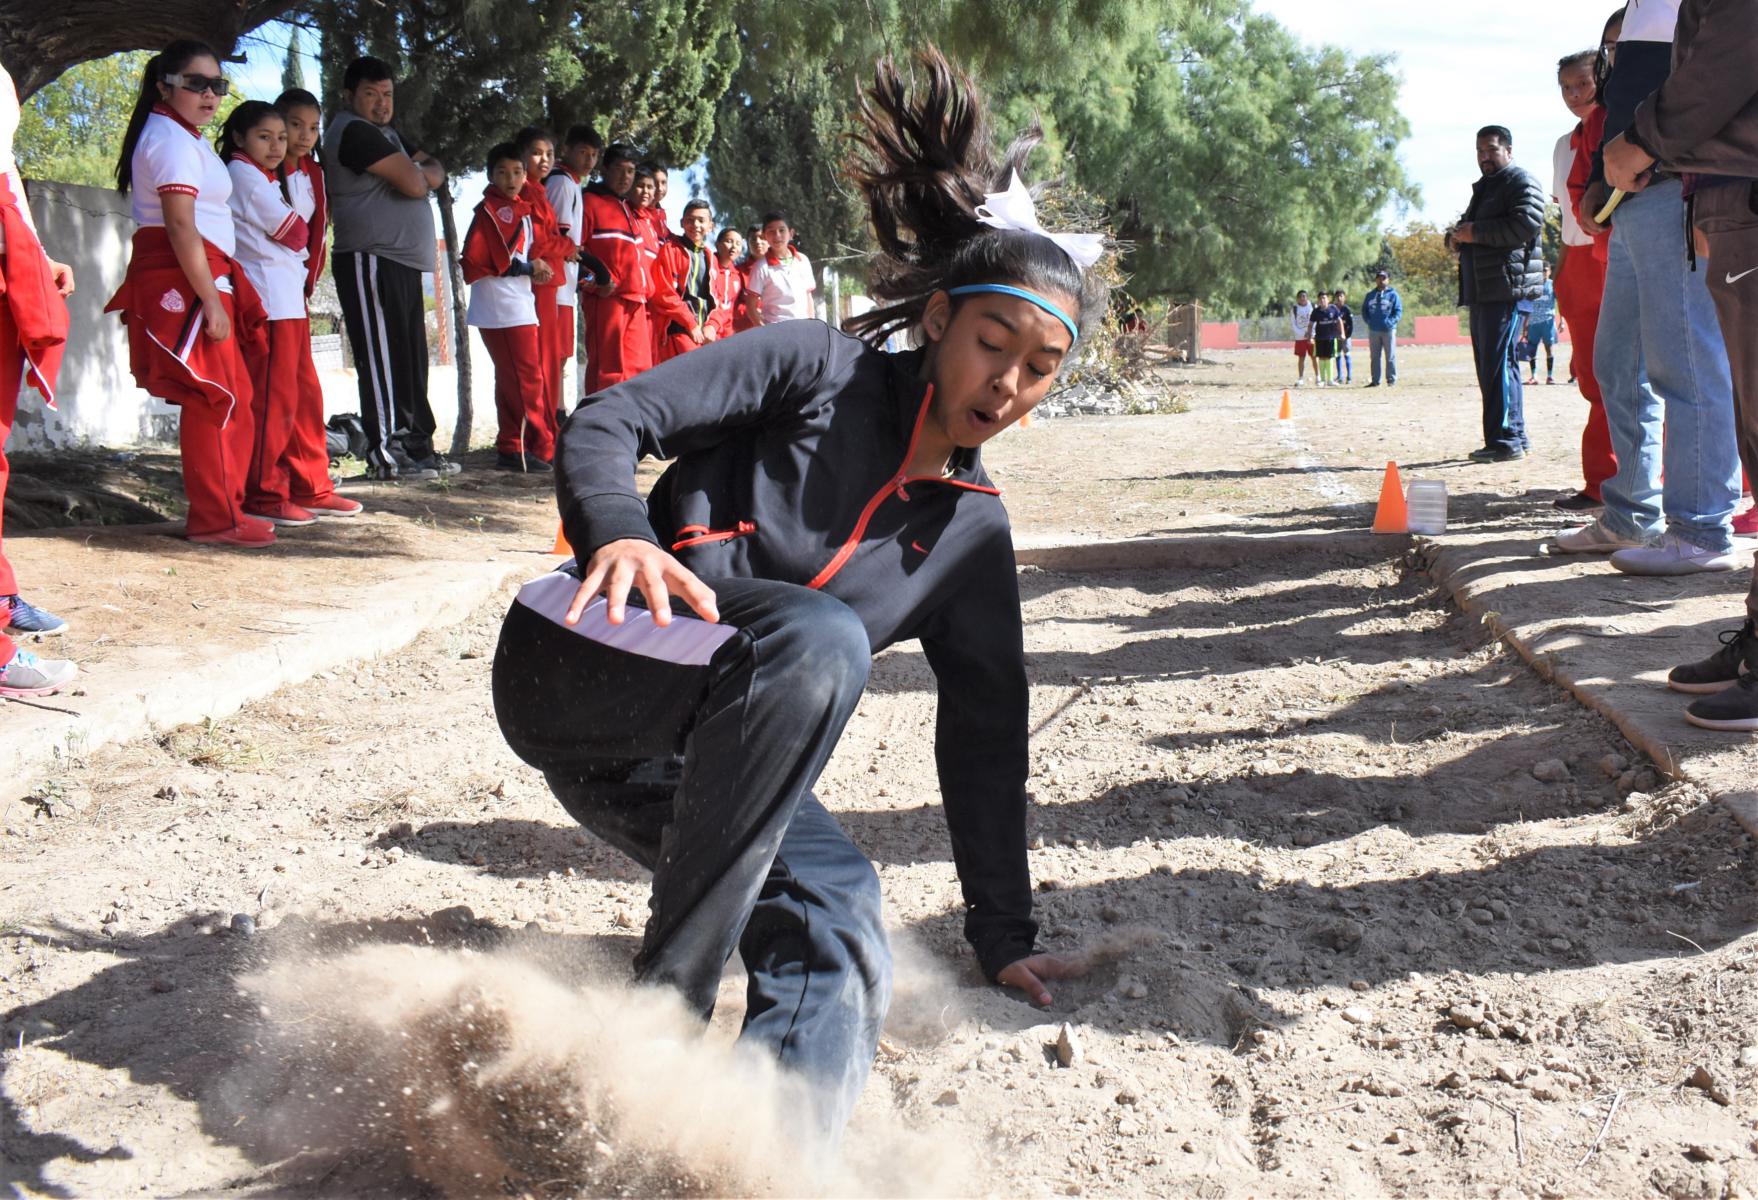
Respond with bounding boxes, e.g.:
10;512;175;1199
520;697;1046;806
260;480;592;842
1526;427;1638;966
115;39;217;195
843;47;1107;350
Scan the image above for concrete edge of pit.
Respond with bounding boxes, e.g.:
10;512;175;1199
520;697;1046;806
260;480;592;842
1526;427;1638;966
1424;539;1756;834
1015;530;1409;573
0;557;537;806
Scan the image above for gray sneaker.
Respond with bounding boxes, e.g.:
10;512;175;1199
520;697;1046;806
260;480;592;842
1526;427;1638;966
1552;517;1644;554
1610;532;1743;576
0;649;77;698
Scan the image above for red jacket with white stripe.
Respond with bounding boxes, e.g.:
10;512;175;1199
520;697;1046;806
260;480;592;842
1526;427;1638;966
580;184;646;300
555;320;1035;981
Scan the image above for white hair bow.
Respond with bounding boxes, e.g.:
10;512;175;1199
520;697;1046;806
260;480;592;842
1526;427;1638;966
974;171;1106;272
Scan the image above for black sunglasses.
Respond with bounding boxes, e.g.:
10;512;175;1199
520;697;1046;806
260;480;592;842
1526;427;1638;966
164;73;230;97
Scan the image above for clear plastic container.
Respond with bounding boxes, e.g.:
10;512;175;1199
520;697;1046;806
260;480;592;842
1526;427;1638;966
1405;479;1448;535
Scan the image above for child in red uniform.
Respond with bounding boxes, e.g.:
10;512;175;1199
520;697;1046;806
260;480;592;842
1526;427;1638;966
707;227;743;342
108;40;272;548
734;225;766;333
465;143;554;470
0;62;77;697
653;198;715;362
515;127;574;450
546;125;600;420
275;88;360;519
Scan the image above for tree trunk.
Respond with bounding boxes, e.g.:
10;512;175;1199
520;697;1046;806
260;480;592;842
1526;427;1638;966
435;179;473;457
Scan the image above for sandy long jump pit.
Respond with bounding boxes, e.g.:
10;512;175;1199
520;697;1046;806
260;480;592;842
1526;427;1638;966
1;535;1755;1198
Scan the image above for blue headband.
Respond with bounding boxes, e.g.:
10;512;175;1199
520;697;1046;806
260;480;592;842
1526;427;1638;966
947;284;1079;344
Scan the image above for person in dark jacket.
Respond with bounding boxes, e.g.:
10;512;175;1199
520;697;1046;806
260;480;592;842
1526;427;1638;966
1555;0;1742;573
1448;125;1547;462
491;48;1107;1147
1602;0;1758;729
1334;288;1355;383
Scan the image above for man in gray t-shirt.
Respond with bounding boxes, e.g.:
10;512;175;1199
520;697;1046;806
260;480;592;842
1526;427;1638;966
323;56;457;479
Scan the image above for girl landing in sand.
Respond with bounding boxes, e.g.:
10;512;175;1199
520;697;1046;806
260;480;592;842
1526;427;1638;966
493;47;1106;1143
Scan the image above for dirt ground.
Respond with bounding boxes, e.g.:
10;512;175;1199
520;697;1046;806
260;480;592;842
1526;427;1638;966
3;345;1757;1198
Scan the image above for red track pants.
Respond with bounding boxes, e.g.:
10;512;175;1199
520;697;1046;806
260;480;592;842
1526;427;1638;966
1557;248;1616;500
481;323;554;462
245;318;335;510
582;294;651;394
1;305;20;663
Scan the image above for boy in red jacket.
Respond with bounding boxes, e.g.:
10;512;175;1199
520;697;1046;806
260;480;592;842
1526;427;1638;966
463;143;554;469
653;199;716;362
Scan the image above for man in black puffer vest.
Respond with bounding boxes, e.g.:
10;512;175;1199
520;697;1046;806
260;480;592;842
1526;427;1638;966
1448;125;1547;462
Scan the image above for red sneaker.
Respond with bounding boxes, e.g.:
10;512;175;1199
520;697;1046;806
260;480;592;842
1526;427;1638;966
244;501;319;527
188;521;278;548
296;493;364;518
1733;506;1758;538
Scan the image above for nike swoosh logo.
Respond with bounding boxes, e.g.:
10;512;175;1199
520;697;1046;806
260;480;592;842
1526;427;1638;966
1729;268;1758;285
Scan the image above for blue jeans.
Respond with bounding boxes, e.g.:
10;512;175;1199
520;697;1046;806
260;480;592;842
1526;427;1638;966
1369;328;1397;383
1595;179;1741;552
1470;302;1527;453
494;575;893;1146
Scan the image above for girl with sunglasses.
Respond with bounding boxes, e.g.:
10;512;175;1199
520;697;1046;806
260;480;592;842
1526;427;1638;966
492;47;1105;1146
107;40;275;548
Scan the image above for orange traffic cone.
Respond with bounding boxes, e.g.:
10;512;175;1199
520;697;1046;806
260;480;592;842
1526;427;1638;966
1019;411;1034;428
1371;461;1408;533
551;522;570;555
1277;391;1293;420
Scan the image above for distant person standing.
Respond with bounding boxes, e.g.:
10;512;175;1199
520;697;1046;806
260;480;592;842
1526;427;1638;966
1334;288;1355;383
1308;289;1343;388
1448;125;1546;462
323;56;456;481
1522;263;1558;385
744;211;816;324
1552;44;1616;513
1290;289;1314;386
1361;270;1401;386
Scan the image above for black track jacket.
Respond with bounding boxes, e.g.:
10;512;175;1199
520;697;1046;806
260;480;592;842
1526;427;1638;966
555;319;1036;980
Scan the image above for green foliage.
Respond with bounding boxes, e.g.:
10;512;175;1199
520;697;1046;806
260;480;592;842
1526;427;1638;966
282;25;307;94
14;52;149;187
1378;221;1456;314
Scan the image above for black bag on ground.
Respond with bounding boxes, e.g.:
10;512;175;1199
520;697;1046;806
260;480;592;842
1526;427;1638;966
326;414;369;463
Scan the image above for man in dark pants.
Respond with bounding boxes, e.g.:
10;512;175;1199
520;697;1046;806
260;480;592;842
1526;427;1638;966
323;56;459;480
1449;125;1547;462
1606;0;1758;730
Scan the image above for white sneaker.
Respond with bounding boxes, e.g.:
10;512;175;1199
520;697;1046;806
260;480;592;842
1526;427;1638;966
1610;532;1744;576
1295;379;1305;388
0;648;77;698
1552;517;1645;554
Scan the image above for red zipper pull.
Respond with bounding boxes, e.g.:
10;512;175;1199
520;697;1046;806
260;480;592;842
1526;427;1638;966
895;480;910;501
736;520;757;534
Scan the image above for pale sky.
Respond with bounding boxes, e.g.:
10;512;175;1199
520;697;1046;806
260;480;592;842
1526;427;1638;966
1254;0;1617;226
242;1;1617;235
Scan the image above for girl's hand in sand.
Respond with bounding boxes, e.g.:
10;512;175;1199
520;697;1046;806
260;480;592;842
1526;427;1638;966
568;538;719;628
997;953;1086;1008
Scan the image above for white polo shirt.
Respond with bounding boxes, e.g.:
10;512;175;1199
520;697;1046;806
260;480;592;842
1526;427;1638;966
1552;131;1592;248
747;249;816;324
227;158;308;320
131;108;235;258
545;169;584;308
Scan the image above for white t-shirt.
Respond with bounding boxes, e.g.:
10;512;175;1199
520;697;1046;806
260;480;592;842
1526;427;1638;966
227;158;307;320
545;170;583;307
132;109;235;258
747;250;816;324
466;206;537;330
1552;131;1592;248
0;64;36;239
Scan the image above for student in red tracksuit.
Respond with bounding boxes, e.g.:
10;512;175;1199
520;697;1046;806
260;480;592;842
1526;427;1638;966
274;88;362;519
733;225;766;333
464;143;554;471
653;198;715;362
0;62;77;698
579;147;695;392
707;227;744;342
515;127;574;449
546;125;601;420
107;39;273;549
628;167;675;364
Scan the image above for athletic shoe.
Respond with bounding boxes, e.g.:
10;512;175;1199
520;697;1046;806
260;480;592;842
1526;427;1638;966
1553;491;1603;512
1667;619;1754;694
1364;381;1380;388
244;501;319;527
1610;532;1743;576
299;494;364;518
1546;377;1556;385
1552;516;1644;554
1734;507;1758;537
1685;673;1758;732
1468;445;1525;463
1294;379;1305;388
3;594;67;636
0;648;76;698
410;454;462;477
495;453;552;472
188;521;277;549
